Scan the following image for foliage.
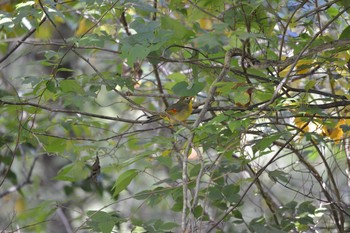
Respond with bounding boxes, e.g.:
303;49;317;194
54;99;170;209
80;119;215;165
2;0;350;232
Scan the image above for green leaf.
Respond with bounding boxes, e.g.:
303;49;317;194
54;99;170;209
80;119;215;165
17;200;56;222
130;17;159;34
193;205;204;218
285;200;298;210
46;80;56;93
159;221;179;230
87;211;122;233
134;190;153;200
60;80;85;95
132;1;158;12
232;210;243;219
189;164;201;178
5;169;17;185
339;26;350;39
327;6;339;17
208;186;224;201
57;67;74;73
44;137;68;153
253;132;284;154
147;187;166;207
16;1;35;9
0;15;14;28
297;201;316;215
121;43;150;65
222;184;241;203
115;77;135;90
112;169;139;197
250;217;286;233
193;33;222;49
0;135;14;147
251;225;286;233
54;161;90;182
296;215;315;225
141;219;179;233
161;16;194;41
116;151;156;169
268;170;289;183
228;118;250;132
171;81;205;96
156;156;173;168
305;80;316;91
76;34;107;47
62;94;87;109
167;73;187;82
171;201;183;212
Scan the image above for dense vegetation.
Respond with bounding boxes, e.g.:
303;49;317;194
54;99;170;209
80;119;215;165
2;0;350;232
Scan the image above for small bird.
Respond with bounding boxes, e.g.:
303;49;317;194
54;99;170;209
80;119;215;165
145;96;194;125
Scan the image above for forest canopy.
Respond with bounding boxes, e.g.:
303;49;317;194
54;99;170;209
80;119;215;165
2;0;350;232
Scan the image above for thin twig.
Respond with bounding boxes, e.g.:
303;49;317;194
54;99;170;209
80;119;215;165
56;207;73;233
263;6;350;109
190;146;206;232
310;139;344;229
207;117;312;232
277;0;308;64
0;105;24;189
181;49;235;232
0;99;146;123
153;63;169;107
0;156;39;198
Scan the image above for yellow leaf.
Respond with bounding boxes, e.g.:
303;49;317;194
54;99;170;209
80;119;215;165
327;119;350;142
162;149;171;156
0;3;13;12
127;8;136;15
224;29;233;37
75;19;92;36
198;18;213;30
335;66;350;77
35;21;53;39
335;51;350;60
329;127;343;142
54;15;65;24
296;60;313;74
95;24;116;36
15;196;26;214
279;65;290;78
294;117;309;132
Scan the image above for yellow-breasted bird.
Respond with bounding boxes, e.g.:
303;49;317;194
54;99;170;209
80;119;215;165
145;96;193;124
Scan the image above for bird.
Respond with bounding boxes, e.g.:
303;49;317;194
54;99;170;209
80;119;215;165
145;96;194;125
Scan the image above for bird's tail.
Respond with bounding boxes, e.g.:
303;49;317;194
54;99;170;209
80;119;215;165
143;115;161;124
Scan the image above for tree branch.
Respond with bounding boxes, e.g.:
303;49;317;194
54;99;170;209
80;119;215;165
0;99;145;124
0;156;40;198
207;117;312;232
